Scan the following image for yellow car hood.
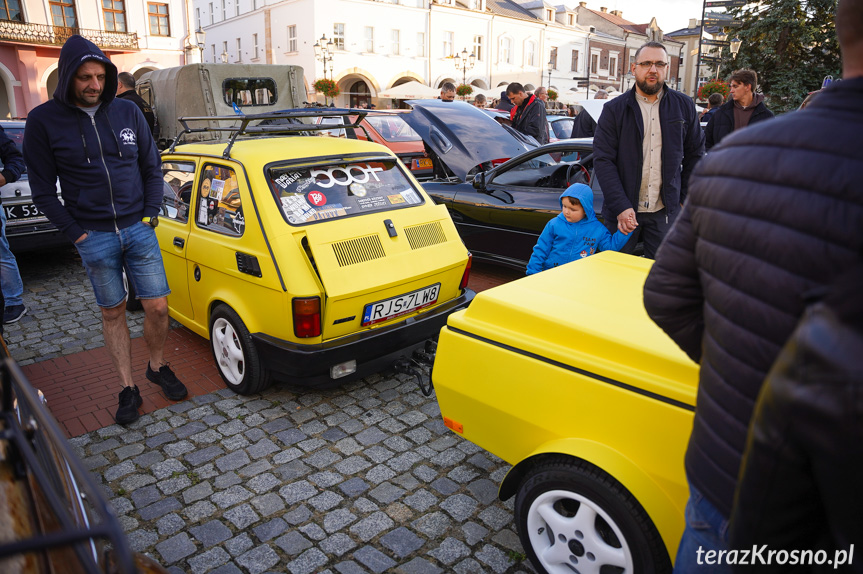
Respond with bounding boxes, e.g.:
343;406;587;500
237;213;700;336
446;251;698;407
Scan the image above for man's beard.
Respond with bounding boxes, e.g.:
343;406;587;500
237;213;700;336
636;77;663;96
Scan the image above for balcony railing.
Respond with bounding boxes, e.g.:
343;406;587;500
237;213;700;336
0;20;138;50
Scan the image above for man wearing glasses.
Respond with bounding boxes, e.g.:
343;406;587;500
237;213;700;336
594;41;704;258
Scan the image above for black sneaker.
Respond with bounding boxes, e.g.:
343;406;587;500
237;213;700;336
2;305;27;324
146;362;188;400
115;385;142;425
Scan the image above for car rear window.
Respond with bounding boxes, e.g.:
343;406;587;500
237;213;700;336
550;118;574;139
365;116;420;143
267;158;424;225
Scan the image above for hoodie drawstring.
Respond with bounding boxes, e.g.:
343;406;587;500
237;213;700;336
75;114;91;164
105;114;123;158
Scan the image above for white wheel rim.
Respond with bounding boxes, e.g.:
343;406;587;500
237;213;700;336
211;317;245;385
526;489;634;574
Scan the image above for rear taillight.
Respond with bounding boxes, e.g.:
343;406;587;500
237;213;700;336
459;254;472;290
293;297;321;338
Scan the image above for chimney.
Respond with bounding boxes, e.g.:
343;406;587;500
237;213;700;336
612;9;622;17
689;18;697;28
579;1;587;6
600;6;607;12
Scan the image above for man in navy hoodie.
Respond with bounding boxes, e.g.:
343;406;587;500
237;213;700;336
24;35;187;425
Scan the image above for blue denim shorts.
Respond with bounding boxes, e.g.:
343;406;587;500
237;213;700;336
74;222;170;308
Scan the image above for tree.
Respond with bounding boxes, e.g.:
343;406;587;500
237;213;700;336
721;0;840;113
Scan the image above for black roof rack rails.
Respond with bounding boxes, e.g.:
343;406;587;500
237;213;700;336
170;108;374;158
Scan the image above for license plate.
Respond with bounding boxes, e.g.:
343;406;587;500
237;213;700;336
3;202;45;221
412;158;433;170
362;283;441;326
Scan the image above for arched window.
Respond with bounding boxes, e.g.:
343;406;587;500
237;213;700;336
349;80;371;108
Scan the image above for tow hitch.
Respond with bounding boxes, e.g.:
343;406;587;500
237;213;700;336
393;340;437;396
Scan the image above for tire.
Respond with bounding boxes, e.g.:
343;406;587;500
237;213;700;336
209;304;272;395
515;458;672;574
124;270;143;311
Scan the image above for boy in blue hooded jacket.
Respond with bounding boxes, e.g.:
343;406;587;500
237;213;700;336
526;183;633;275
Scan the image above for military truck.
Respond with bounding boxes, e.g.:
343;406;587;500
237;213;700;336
135;63;306;148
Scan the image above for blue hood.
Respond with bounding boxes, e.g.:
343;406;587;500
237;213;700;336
559;183;597;222
54;35;118;108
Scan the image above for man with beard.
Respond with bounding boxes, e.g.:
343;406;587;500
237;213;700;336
593;41;704;258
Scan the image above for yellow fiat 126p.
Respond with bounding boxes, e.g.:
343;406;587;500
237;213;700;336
433;251;698;574
151;110;474;394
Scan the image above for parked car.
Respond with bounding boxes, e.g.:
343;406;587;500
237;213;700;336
0;332;167;573
312;112;433;180
0;120;66;253
433;251;698;574
547;114;575;142
152;109;474;394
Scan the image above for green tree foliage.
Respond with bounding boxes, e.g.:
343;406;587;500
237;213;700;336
722;0;840;112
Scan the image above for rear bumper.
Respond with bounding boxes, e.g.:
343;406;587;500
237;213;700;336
7;225;69;253
252;288;475;388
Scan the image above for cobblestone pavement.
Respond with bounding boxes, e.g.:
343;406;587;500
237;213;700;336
8;249;538;573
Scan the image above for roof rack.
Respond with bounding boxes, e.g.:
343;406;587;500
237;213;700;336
170;108;374;158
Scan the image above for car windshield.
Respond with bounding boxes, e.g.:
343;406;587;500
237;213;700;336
490;148;588;187
365;116;421;142
0;126;26;179
550;118;574;139
267;158;425;225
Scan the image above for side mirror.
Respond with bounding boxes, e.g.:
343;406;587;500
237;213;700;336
472;171;486;191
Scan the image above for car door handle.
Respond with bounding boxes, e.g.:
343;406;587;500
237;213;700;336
173;237;185;248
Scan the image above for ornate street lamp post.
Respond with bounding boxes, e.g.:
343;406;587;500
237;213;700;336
195;27;206;62
547;59;553;90
313;35;335;81
453;47;476;92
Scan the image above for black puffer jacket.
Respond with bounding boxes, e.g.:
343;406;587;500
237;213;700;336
728;262;863;573
643;77;863;519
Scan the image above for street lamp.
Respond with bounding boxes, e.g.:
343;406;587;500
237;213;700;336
220;50;229;63
453;47;476;89
730;36;742;58
195;27;206;61
547;59;554;90
313;34;336;81
713;30;728;80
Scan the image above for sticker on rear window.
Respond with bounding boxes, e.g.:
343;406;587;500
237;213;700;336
274;171;303;188
307;191;327;206
400;189;421;205
357;196;388;210
281;195;315;223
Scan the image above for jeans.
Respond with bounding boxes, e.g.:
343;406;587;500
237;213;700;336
673;485;732;573
0;206;24;307
74;222;170;308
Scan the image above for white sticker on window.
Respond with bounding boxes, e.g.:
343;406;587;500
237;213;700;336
281;194;315;224
400;188;421;205
211;179;226;200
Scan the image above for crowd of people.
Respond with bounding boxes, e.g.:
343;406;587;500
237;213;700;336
1;0;860;567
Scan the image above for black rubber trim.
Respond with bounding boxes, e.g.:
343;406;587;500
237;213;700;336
446;326;695;412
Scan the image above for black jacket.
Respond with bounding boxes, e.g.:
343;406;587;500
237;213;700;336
511;95;548;144
116;88;156;136
728;263;863;574
570;109;597;139
593;84;704;223
24;35;162;243
0;125;25;196
705;97;774;149
643;77;863;519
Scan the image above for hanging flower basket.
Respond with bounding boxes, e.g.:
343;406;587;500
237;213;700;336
697;79;729;102
456;84;473;97
547;89;558;101
313;78;340;99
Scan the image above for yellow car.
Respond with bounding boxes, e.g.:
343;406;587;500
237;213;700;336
153;110;474;394
433;251;697;574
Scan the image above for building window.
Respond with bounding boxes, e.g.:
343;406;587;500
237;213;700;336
253;33;259;59
571;49;579;72
609;55;617;77
287;25;297;52
211;44;216;62
549;46;557;69
333;23;345;50
443;31;453;58
590;53;599;74
147;2;169;36
234;0;239;16
208;2;213;24
417;32;425;57
50;0;78;28
235;38;241;61
525;41;535;67
546;8;553;21
364;26;374;53
1;0;23;22
221;0;225;20
473;35;483;61
103;0;127;32
222;40;228;60
568;13;574;25
499;36;511;64
391;29;400;55
195;7;200;27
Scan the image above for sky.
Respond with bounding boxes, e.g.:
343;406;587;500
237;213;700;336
564;0;707;34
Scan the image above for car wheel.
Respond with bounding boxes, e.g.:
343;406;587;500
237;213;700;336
124;270;143;312
209;304;272;395
515;458;671;574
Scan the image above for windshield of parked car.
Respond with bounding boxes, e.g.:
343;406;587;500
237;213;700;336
549;118;574;140
365;116;421;142
0;126;26;179
490;148;588;188
267;158;425;225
